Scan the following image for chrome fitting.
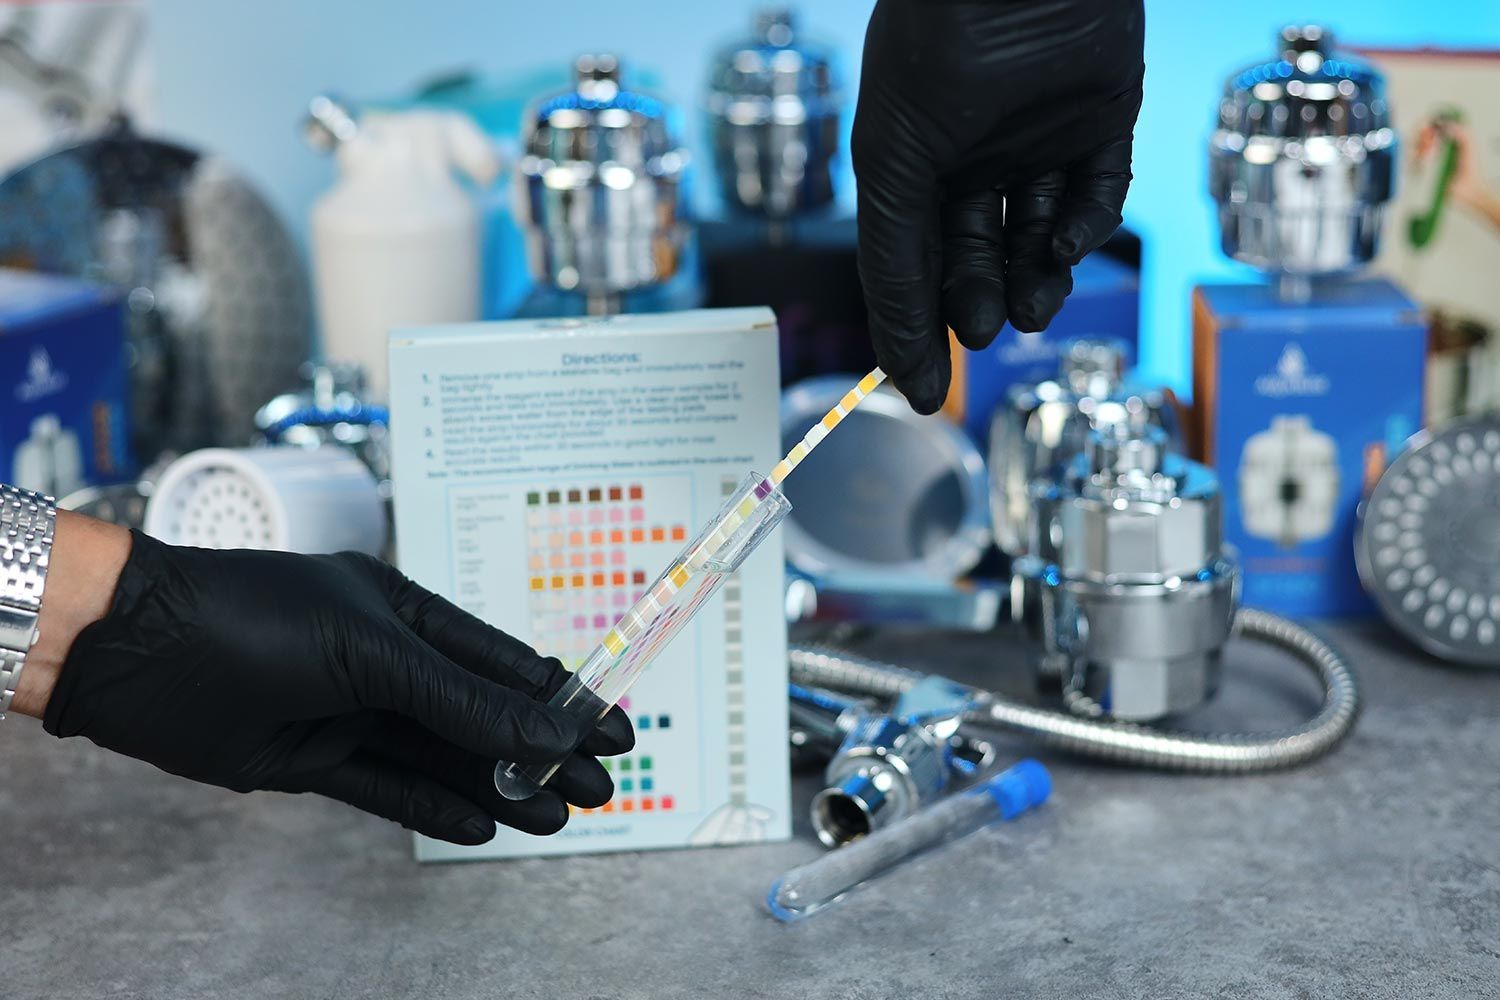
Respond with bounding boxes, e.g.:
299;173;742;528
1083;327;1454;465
988;339;1180;560
1014;423;1240;721
810;675;977;847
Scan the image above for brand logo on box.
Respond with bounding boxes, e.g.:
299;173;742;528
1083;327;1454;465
1254;343;1329;398
16;348;68;402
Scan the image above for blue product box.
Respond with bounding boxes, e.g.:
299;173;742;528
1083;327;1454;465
0;268;131;496
1192;278;1426;618
942;252;1140;444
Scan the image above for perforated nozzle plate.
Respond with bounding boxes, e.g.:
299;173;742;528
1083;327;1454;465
154;466;278;550
1357;417;1500;666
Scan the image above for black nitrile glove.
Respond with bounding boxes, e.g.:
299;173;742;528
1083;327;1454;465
853;0;1145;413
44;533;633;845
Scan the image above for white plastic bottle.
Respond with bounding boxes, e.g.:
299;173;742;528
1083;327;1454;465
310;108;500;401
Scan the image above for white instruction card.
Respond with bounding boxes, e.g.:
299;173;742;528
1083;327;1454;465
389;308;791;860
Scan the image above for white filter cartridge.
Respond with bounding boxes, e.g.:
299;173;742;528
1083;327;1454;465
144;445;385;555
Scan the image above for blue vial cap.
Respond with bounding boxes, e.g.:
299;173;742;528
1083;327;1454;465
764;878;801;923
985;759;1052;821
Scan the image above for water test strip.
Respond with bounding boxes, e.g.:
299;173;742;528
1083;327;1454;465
769;368;886;487
596;368;886;661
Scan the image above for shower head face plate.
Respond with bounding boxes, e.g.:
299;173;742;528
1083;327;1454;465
1358;417;1500;665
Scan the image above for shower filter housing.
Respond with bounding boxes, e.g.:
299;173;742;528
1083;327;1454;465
517;55;687;301
1238;414;1340;547
12;414;85;498
1209;26;1396;287
1014;424;1239;721
988;338;1180;560
706;8;841;219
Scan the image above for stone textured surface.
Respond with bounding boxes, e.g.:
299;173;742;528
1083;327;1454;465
3;619;1498;999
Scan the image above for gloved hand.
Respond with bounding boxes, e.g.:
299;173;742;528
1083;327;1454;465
43;533;633;845
853;0;1145;413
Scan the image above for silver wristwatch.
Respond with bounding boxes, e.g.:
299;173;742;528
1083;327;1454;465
0;485;57;719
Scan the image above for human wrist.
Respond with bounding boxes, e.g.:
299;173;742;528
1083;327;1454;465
9;511;131;719
1459;186;1500;231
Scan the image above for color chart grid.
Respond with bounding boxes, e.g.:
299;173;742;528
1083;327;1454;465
525;483;688;668
720;476;748;809
684;477;772;846
522;482;689;818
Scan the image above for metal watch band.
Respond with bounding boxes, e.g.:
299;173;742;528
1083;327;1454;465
0;485;58;719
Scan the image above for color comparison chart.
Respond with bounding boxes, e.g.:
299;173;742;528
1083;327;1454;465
524;480;691;816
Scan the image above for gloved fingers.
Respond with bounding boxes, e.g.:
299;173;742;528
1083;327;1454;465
1052;136;1133;265
466;785;571;837
1003;170;1074;333
940;187;1008;351
580;703;634;758
370;570;634;756
357;626;581;765
856;181;948;412
544;749;616;807
368;714;615;811
271;753;498;845
853;115;947;413
368;557;565;698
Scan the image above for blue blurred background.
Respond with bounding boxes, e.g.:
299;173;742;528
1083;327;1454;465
150;0;1500;394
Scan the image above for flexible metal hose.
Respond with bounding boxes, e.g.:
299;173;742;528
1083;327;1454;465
788;608;1360;774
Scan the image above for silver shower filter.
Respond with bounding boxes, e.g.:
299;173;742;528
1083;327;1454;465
516;55;687;306
1209;25;1397;285
706;8;841;219
1014;423;1239;721
988;338;1179;560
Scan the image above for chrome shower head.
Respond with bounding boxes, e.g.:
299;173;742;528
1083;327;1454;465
1357;416;1500;666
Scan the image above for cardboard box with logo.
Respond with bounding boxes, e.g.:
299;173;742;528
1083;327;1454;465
1193;279;1426;617
0;268;131;497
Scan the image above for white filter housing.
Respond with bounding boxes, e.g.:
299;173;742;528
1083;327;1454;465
311;109;499;401
11;414;84;497
1238;415;1340;547
144;446;385;555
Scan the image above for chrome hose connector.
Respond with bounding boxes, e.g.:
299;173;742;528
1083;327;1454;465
811;675;984;846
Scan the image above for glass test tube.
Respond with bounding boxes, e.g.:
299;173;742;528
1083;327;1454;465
494;472;792;800
766;759;1052;922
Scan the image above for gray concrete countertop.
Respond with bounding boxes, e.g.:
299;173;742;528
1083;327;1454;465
3;619;1497;999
